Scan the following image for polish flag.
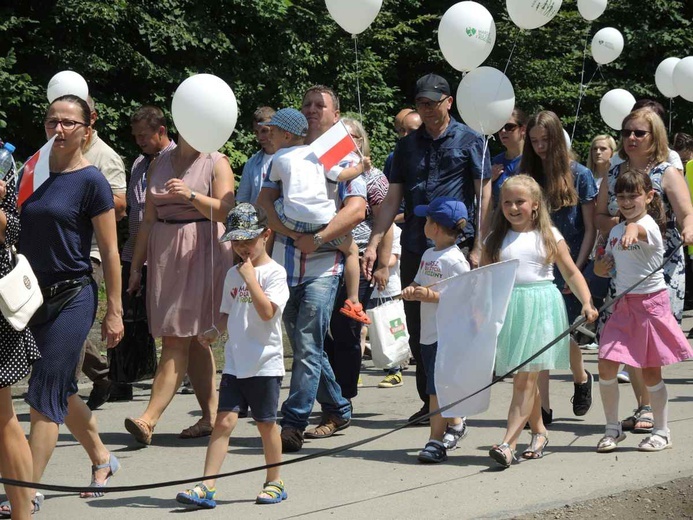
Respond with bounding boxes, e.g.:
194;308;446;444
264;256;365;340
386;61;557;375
18;136;56;206
310;120;357;171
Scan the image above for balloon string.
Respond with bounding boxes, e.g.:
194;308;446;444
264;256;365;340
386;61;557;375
668;98;673;134
571;24;591;142
478;136;490;241
353;34;363;125
502;31;519;76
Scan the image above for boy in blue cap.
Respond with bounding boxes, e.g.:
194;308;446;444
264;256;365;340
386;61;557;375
402;196;471;463
263;108;371;324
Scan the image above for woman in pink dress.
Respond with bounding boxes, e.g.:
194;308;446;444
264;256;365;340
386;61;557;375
125;135;234;445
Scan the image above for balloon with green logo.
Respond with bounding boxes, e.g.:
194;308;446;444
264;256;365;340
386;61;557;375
438;2;496;72
506;0;562;30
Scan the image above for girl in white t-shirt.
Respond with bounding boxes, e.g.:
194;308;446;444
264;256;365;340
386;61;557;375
483;175;598;468
594;170;692;453
176;203;290;508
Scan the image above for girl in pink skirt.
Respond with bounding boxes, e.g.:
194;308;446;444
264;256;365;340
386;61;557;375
594;170;692;452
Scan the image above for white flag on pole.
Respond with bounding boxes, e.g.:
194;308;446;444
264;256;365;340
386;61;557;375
435;259;518;418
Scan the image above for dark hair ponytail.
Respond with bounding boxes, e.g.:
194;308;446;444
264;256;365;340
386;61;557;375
614;169;666;232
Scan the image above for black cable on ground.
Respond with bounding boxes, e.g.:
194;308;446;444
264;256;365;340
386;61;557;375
0;244;679;493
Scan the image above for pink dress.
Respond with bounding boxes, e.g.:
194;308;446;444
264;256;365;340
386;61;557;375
146;149;233;337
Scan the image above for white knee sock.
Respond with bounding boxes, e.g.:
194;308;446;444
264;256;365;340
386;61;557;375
599;377;620;430
646;381;668;435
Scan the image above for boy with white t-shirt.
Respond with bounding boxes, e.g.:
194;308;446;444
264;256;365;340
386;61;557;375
401;197;471;463
263;108;371;324
176;203;290;509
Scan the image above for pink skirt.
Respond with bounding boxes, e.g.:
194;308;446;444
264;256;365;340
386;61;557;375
599;289;693;368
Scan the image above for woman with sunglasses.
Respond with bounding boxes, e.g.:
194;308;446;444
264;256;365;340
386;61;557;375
595;108;693;435
9;95;124;515
491;108;527;206
521;110;598;424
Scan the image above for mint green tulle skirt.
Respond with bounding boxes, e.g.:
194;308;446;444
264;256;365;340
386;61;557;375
496;281;570;374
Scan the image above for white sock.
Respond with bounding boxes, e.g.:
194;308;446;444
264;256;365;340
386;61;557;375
599;377;620;431
646;381;669;435
450;421;465;432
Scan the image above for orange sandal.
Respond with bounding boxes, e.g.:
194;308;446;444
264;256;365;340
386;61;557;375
339;300;371;324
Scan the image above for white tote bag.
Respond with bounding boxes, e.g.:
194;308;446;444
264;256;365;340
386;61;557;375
0;248;43;331
366;299;411;369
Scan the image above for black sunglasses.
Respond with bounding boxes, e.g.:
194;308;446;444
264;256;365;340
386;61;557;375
500;123;520;132
621;129;650;139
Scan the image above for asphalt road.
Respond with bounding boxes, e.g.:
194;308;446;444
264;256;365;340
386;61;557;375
7;313;693;519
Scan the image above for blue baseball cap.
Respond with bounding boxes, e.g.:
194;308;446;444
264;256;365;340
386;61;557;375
414;197;468;229
259;108;308;137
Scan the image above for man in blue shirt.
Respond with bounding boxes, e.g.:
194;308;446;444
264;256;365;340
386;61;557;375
236;106;276;204
363;73;492;424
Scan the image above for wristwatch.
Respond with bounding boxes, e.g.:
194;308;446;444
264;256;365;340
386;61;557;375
189;190;196;202
313;233;324;247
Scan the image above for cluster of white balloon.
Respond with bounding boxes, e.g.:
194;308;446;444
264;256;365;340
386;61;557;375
46;70;239;154
655;57;693;103
437;0;569;136
45;0;690;152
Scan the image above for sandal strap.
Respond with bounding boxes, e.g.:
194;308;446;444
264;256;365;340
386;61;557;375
261;480;285;498
186;483;215;499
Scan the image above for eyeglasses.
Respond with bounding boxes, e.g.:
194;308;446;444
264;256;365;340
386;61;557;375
621;129;650;139
44;119;88;130
500;123;519;132
414;96;450;110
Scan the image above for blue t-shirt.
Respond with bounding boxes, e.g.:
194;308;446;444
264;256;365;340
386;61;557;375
549;161;597;286
491;152;522;205
19;165;114;286
390;117;491;255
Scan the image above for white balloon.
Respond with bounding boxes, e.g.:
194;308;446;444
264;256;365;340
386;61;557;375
591;27;624;65
673;56;693;102
506;0;562;30
171;74;238;154
655;57;681;99
600;89;635;130
456;67;515;135
439;2;496;72
577;0;607;21
563;129;572;149
46;71;89;103
325;0;382;35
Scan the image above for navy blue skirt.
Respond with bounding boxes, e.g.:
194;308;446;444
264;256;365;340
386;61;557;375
26;279;97;424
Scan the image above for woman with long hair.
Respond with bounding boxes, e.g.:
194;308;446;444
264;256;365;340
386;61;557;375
521;110;598;423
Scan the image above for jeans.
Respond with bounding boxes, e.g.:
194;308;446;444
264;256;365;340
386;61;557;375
324;268;376;399
401;249;426;405
280;275;351;430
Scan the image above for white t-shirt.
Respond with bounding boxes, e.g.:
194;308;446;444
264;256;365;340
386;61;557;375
268;145;341;225
610;149;683;171
606;214;666;295
372;225;402;299
414;245;470;345
498;228;564;284
220;260;290;378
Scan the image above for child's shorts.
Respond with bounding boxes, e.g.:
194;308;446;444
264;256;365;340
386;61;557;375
420;342;438;396
273;198;344;247
218;374;282;423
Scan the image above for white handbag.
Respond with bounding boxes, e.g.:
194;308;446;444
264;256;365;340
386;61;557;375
366;298;411;369
0;248;43;331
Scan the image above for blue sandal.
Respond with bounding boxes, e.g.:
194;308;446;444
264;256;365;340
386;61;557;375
0;492;43;518
417;440;448;463
256;480;287;504
80;454;120;498
176;483;217;509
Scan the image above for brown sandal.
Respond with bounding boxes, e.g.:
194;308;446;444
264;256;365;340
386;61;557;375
304;416;351;439
179;420;214;439
124;417;154;445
